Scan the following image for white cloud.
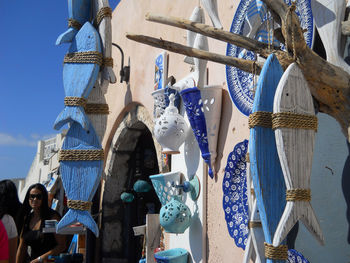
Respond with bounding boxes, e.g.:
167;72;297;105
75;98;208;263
0;133;57;147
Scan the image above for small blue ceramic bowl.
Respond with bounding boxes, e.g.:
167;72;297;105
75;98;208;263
154;248;188;263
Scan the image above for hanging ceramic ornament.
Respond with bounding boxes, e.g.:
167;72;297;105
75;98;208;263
150;171;183;205
151;86;181;119
200;85;222;171
159;195;192;233
154;94;189;154
180;87;213;178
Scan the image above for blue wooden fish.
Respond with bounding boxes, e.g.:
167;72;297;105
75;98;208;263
54;22;101;131
249;54;286;263
57;122;103;236
56;0;91;45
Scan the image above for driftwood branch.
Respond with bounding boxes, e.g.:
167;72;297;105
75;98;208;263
145;13;280;58
262;0;350;139
126;33;263;74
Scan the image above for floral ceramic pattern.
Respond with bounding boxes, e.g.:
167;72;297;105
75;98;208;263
222;139;249;249
180;87;214;177
287;249;310;263
226;0;314;116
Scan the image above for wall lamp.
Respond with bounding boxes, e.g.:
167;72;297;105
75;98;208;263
112;43;130;83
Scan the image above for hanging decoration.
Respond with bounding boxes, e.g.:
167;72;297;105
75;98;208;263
226;0;314;116
272;63;324;246
222;139;249;249
249;54;287;262
154;94;189;154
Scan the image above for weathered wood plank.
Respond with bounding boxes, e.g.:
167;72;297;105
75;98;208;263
145;13;277;57
273;63;324;246
126;33;263;74
54;22;101;131
57;122;103;237
249;54;286;263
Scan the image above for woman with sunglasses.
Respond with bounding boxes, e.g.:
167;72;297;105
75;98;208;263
16;184;66;263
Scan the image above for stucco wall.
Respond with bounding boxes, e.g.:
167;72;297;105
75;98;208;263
101;1;350;262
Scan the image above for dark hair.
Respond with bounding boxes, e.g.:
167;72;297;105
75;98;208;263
23;183;50;220
0;180;21;219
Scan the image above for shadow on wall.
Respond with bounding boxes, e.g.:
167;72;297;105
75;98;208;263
189;215;203;263
342;141;350;244
214;89;232;181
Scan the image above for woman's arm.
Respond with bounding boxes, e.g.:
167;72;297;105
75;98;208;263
8;237;17;263
16;236;27;263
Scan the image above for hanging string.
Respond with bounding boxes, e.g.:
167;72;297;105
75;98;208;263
285;2;297;61
267;12;271;51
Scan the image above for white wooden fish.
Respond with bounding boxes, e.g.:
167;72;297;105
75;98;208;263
54;22;101;131
92;0;116;84
184;6;205;65
273;63;324;246
200;0;223;29
311;0;350;73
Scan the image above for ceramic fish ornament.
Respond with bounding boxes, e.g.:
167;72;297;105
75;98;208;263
54;22;102;131
57;122;103;237
184;6;205;65
200;0;223;29
56;0;91;45
249;54;287;262
272;63;324;246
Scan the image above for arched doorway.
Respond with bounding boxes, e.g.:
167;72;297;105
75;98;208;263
100;105;162;263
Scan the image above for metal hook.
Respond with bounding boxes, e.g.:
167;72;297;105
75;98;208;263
112;43;130;83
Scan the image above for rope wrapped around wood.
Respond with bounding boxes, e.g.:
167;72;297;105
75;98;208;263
102;57;114;67
64;97;87;107
64;51;103;66
248;221;262;229
272;112;318;131
286;188;311;201
264;243;288;260
248;111;272;129
67;200;92;211
59;149;104;161
68;18;82;30
85;103;110;114
95;7;112;26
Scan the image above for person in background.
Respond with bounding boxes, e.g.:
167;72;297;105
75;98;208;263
0;180;23;233
0;181;18;263
0;220;8;263
16;184;66;263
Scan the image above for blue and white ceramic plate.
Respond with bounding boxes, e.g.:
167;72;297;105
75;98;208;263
226;0;314;116
288;249;310;263
222;139;249;249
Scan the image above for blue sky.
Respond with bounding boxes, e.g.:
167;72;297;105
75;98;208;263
0;0;120;180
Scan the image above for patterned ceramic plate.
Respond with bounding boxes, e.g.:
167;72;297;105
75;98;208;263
222;139;249;249
226;0;314;116
288;249;310;263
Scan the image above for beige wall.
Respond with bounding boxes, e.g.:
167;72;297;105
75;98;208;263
102;1;249;262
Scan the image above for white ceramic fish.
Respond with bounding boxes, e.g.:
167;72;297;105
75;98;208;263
200;0;223;29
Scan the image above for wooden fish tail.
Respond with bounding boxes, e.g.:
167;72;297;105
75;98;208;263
57;209;99;237
273;202;324;247
56;0;91;45
53;106;91;131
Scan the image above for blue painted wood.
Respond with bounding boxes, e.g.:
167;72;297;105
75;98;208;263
56;122;103;237
249;54;286;263
54;22;101;131
56;0;91;45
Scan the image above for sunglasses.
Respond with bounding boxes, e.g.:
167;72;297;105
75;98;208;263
29;194;42;200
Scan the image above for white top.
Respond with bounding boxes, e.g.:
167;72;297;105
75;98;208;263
1;214;17;239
